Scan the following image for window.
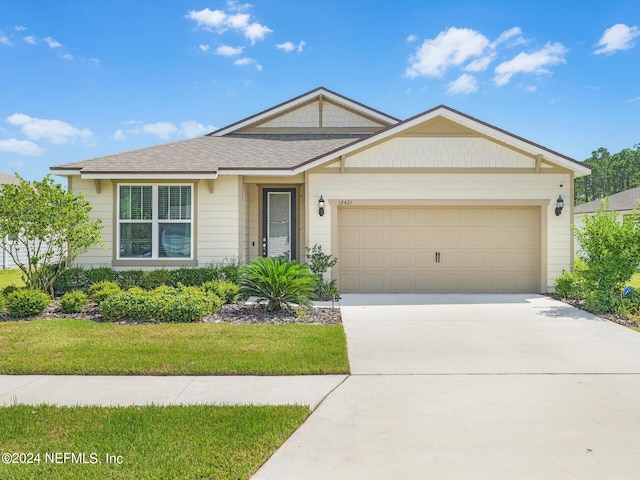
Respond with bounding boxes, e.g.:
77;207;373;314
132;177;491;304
118;184;193;259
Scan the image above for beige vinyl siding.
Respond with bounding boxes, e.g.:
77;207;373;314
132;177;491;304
70;177;114;266
258;102;320;128
322;102;385;128
242;183;250;263
308;172;572;292
346;137;534;169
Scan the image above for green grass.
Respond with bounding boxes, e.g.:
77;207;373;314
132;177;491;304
0;404;309;480
629;272;640;289
0;319;349;375
0;269;24;290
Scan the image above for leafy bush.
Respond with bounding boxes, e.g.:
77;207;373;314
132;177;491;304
305;244;339;300
159;287;222;322
240;257;317;311
60;290;88;314
0;294;5;313
202;279;241;304
115;270;146;289
100;291;162;322
171;267;219;287
6;288;51;317
88;281;121;305
53;267;90;295
86;267;116;284
622;288;640;317
554;272;582;299
141;269;175;290
573;202;640;313
219;262;241;284
2;284;20;297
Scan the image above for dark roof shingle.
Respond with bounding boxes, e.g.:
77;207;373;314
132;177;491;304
575;186;640;213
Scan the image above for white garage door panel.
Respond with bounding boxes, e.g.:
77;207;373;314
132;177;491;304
338;206;540;293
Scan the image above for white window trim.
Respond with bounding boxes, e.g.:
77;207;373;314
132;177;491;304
117;183;194;261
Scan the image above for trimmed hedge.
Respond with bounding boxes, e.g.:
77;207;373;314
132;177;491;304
202;279;241;304
6;289;51;317
60;290;88;314
99;285;223;322
54;264;242;295
88;281;121;305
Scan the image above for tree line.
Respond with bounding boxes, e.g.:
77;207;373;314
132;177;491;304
574;145;640;205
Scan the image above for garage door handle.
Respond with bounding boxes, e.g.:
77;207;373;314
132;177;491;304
435;251;440;263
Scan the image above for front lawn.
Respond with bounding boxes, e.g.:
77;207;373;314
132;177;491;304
0;319;349;375
0;268;24;290
0;404;308;480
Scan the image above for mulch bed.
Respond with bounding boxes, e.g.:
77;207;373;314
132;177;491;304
0;301;342;325
548;294;640;329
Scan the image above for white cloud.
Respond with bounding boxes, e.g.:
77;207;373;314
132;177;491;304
234;57;262;70
0;31;11;46
594;23;640;55
216;45;243;56
465;53;495;72
14;26;27;31
446;73;478;94
62;53;73;60
276;40;305;53
492;27;523;47
627;96;640;103
113;129;126;140
23;35;36;45
9;160;25;167
199;44;210;52
407;34;417;43
142;122;178;139
0;138;44;156
87;58;101;66
179;121;216;138
405;27;490;78
244;22;272;44
525;85;537;92
186;8;227;30
6;113;93;144
186;7;271;44
494;42;567;86
43;36;62;48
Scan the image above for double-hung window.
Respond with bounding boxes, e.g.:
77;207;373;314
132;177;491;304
118;184;193;259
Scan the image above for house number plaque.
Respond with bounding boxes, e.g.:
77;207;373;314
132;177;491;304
337;200;353;206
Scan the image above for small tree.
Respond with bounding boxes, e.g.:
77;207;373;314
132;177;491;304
0;174;103;294
573;200;640;312
305;244;339;300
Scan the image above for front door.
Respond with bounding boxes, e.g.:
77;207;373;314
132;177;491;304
262;188;296;260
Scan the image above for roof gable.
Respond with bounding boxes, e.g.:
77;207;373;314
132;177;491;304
211;87;399;136
0;172;19;185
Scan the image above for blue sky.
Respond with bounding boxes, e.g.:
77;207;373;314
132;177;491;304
1;0;639;181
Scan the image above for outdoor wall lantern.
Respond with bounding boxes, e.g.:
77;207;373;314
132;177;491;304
555;195;564;216
318;195;325;217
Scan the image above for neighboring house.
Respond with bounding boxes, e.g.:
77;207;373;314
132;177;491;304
574;186;640;252
50;87;590;293
0;172;20;269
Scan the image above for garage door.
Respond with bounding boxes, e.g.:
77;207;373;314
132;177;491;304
338;206;540;293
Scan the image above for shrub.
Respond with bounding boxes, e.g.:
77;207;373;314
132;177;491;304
53;267;90;295
6;288;51;317
622;288;640;317
159;287;222;322
218;261;241;284
86;267;116;284
240;257;317;311
2;284;20;297
115;270;146;289
573;202;640;313
88;281;121;305
60;290;88;314
305;244;339;300
100;291;162;322
554;272;582;299
141;269;175;290
0;294;4;313
171;267;219;287
202;279;241;304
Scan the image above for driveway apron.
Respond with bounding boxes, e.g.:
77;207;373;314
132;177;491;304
253;294;640;480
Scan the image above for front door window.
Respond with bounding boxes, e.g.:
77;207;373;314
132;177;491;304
263;188;296;260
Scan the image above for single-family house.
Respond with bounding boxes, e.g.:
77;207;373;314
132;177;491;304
0;171;20;269
574;186;640;251
50;87;590;293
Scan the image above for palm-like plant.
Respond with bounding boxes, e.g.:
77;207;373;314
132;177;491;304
240;257;318;311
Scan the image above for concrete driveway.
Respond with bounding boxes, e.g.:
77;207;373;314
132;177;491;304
253;294;640;480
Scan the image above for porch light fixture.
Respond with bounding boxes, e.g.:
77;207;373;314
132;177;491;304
318;195;325;217
555;195;564;216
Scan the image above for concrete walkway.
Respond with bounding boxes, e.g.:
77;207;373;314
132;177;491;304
0;375;347;409
252;294;640;480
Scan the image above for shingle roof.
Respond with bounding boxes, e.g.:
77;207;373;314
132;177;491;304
574;186;640;213
0;172;19;184
51;134;365;173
